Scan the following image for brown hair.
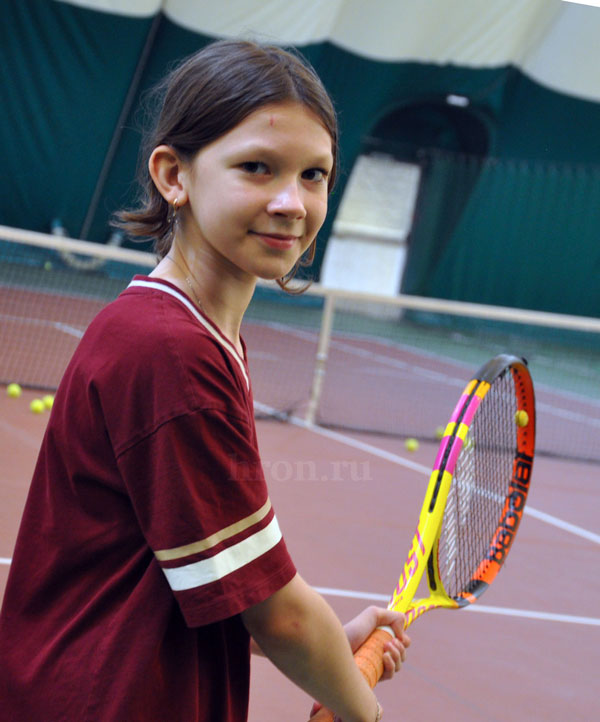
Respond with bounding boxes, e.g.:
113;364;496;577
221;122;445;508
115;39;338;289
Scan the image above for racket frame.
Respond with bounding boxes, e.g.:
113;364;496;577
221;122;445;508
309;355;535;721
390;354;535;627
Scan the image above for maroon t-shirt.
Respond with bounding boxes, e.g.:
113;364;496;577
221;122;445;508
0;277;296;721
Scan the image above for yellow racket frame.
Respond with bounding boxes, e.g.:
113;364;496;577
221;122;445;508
309;356;535;721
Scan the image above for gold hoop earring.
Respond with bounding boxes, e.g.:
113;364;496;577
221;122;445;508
168;198;180;223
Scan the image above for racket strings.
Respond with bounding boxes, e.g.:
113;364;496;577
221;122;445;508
438;372;518;598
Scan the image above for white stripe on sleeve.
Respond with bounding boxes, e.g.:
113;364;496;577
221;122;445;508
162;515;283;592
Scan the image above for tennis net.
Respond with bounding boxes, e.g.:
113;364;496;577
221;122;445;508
2;225;599;464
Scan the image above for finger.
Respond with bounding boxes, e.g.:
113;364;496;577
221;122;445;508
376;609;408;641
389;614;407;638
382;638;410;675
382;638;407;677
377;608;406;628
395;628;411;648
310;702;322;715
381;651;394;680
387;638;408;663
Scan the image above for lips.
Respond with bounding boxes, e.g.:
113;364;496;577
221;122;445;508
250;231;300;249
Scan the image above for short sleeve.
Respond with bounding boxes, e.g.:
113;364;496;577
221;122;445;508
116;407;296;627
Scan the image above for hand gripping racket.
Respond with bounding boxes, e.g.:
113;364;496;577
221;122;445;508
311;354;535;722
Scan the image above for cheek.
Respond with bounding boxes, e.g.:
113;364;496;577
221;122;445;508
224;186;264;219
308;196;329;234
198;189;250;232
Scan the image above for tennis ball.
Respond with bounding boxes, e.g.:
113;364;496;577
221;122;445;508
43;260;53;271
6;383;22;398
405;438;419;452
30;399;45;414
42;394;55;410
434;425;445;440
515;410;529;428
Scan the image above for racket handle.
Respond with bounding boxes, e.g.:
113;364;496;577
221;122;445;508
307;626;394;722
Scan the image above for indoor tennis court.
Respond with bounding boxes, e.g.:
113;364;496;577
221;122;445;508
1;228;599;720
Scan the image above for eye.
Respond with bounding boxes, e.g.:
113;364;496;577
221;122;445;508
302;168;329;183
240;161;269;175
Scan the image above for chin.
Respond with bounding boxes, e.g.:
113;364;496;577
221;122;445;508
253;261;299;283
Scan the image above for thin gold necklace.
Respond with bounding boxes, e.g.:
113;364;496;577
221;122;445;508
165;253;203;311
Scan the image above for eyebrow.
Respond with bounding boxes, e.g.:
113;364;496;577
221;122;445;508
230;143;334;169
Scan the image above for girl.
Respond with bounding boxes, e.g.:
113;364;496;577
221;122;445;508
0;40;409;722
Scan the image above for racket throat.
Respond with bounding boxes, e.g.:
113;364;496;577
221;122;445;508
405;593;457;627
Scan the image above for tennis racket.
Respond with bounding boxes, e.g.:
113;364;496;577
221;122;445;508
310;354;535;721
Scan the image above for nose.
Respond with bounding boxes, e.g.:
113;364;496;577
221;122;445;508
266;179;307;220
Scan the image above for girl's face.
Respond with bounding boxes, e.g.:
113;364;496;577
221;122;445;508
178;101;334;282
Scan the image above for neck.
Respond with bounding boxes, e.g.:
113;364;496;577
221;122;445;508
152;241;255;356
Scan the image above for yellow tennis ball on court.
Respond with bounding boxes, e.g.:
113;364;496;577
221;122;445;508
6;383;22;398
434;425;445;440
515;410;529;428
42;394;55;410
405;438;419;452
30;399;45;414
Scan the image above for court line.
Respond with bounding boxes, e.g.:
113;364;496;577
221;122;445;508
313;586;600;627
254;401;431;476
55;322;85;338
303;417;600;545
250;320;600;416
524;506;600;544
254;402;600;546
252;321;469;389
537;400;600;428
0;313;85;338
2;552;595;627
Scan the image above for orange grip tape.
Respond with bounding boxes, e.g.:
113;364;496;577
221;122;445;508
307;628;393;722
354;627;393;688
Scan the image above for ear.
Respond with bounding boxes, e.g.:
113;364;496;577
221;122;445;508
148;145;188;206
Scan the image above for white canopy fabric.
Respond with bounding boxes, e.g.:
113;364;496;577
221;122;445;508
56;0;600;102
4;0;600;317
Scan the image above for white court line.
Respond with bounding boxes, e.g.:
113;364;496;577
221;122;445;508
2;551;594;626
313;586;600;627
0;313;84;339
296;417;432;476
252;319;600;417
537;400;600;428
254;402;600;546
54;322;84;338
524;507;600;545
1;552;595;626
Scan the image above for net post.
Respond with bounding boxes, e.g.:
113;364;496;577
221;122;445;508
305;291;336;426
